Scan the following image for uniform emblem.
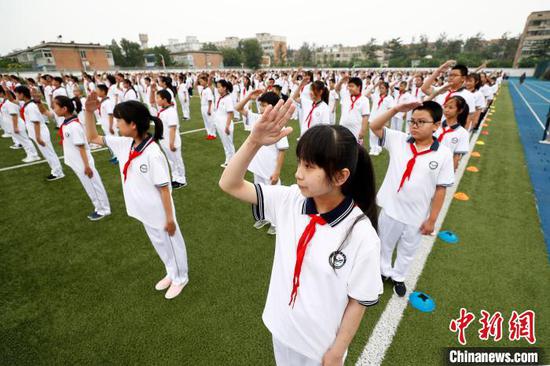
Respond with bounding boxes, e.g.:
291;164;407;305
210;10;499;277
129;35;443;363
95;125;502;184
329;251;347;269
65;132;70;138
140;164;148;173
429;161;438;170
451;137;458;144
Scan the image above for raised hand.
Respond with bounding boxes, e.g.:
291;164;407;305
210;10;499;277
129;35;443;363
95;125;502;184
85;91;100;111
249;99;295;146
394;101;423;113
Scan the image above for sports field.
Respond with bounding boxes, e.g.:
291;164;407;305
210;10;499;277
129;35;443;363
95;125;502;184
1;83;548;365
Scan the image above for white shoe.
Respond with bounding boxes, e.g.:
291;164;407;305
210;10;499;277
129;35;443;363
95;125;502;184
155;276;172;291
22;155;41;163
253;220;269;229
267;225;277;235
9;144;22;150
220;162;228;168
165;279;188;299
1;133;11;138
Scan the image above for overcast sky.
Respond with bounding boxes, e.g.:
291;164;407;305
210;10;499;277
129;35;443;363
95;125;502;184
1;0;548;55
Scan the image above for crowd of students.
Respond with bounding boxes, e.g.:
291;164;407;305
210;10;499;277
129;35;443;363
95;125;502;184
0;61;502;365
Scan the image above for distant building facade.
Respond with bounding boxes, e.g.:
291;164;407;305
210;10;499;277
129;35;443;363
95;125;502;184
514;11;550;67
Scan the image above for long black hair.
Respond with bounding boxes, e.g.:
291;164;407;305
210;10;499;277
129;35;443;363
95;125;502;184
311;80;329;104
446;96;469;127
113;101;163;141
296;125;378;230
54;95;82;114
216;79;233;94
160;76;176;96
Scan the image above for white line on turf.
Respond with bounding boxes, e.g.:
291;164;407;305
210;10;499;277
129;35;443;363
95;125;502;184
355;102;488;366
510;82;545;130
0;124;243;173
522;84;550;103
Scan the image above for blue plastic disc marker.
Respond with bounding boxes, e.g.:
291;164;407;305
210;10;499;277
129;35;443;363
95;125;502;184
409;291;436;313
438;230;459;244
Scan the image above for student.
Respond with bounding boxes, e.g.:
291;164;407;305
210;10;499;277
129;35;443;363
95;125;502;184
465;73;485;130
83;94;189;299
219;99;382;366
292;80;330;136
369;82;394;156
151;88;188;189
95;84;117;136
235;90;288;235
435;96;470;170
53;96;111;220
122;79;139;102
336;76;370;143
214;79;235;168
410;74;425;101
50;77;68;127
14;86;64;181
328;78;339;125
391;81;414;132
0;87;40;162
197;74;216;140
369;100;454;297
177;74;190;120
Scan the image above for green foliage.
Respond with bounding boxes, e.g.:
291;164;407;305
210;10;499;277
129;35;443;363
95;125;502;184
109;39;144;67
201;43;219;51
220;48;242;67
238;39;263;69
144;45;174;67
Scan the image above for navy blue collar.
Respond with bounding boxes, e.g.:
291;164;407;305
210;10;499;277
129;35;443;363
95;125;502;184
302;196;355;227
131;135;154;153
406;136;440;151
442;120;460;130
62;115;79;125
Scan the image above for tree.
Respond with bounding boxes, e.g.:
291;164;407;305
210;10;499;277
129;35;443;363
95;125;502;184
201;43;218;51
238;39;263;69
109;38;144;67
295;42;313;66
145;45;174;67
361;38;380;61
109;39;125;67
220;47;242;67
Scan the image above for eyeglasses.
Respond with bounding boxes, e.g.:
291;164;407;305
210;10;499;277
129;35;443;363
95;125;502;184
408;119;435;127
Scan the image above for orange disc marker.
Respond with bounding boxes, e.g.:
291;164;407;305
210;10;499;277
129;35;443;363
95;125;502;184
466;166;479;172
454;192;470;201
481;131;489;135
485;118;492;122
482;123;489;127
476;140;485;145
471;151;481;157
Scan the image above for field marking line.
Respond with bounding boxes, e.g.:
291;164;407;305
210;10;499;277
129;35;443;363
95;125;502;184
522;84;550;104
355;102;489;366
510;82;545;130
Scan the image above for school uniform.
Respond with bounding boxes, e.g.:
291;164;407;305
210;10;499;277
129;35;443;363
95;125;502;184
391;91;414;132
339;93;370;140
328;90;339;125
434;121;470;156
231;84;241;120
213;94;235;164
298;83;312;135
198;86;216;137
157;104;187;185
177;84;190;120
50;86;68;127
1;99;39;160
376;127;454;282
436;87;476;114
103;134;189;285
59;116;111;215
122;88;139;102
369;94;395;154
97;97;117;136
252;184;382;364
411;85;425;102
21;101;64;177
301;100;330;136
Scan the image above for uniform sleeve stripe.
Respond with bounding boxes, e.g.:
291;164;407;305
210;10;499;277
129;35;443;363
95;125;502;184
437;183;454;187
252;184;265;221
378;127;386;147
358;299;379;307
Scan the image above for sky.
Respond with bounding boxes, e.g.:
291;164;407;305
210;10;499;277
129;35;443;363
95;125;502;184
1;0;548;55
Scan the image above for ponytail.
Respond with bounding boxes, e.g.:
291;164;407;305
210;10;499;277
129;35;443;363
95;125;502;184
348;146;378;231
72;97;82;114
150;115;164;141
113;100;163;141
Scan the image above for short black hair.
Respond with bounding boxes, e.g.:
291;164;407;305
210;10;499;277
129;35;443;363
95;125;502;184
348;77;362;91
157;89;172;103
452;64;468;77
257;91;280;106
413;101;443;122
14;85;31;99
96;84;109;94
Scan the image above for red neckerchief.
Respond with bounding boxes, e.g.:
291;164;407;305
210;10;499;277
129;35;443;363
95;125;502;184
289;214;327;307
437;122;458;142
122;136;155;182
377;94;386;108
20;100;33;122
415;88;419;97
397;91;404;103
0;98;6;112
305;101;321;128
242;86;247;96
444;89;457;104
398;142;434;192
157;104;174;118
350;94;360;111
216;94;227;110
58;116;80;145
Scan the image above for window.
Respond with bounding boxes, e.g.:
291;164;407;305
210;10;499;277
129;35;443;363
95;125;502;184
42;50;52;58
79;50;87;59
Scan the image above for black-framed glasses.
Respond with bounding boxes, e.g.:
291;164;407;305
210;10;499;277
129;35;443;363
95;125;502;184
408;119;435;127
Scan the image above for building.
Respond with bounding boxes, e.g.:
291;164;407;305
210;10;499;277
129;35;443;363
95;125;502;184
214;37;240;49
2;41;115;71
314;45;364;65
139;34;149;49
514;11;550;67
171;51;223;69
167;36;202;53
255;33;287;66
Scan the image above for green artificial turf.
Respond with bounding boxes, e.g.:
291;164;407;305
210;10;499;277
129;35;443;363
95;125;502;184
0;85;547;365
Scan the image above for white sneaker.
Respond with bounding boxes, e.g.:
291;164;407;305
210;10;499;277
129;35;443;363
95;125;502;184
1;133;11;138
165;279;188;299
267;225;277;235
155;276;172;291
220;162;228;168
253;220;269;229
9;144;22;150
22;155;41;163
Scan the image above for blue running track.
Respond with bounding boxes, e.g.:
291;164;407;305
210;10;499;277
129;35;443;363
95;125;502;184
508;77;550;257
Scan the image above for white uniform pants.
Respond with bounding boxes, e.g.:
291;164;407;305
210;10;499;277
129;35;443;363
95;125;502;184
378;209;422;282
214;119;235;164
200;107;216;136
143;222;189;285
179;97;190;119
27;123;63;176
12;124;39;159
161;143;187;184
73;166;111;215
272;337;347;366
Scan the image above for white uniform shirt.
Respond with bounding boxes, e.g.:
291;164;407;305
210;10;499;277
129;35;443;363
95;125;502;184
370;93;395;119
339;94;370;138
214;94;234;123
157;105;181;148
199;86;214;109
377;127;455;227
104;135;173;229
252;184;382;362
122;88;139;102
304;101;330;130
60;116;94;171
437;87;476;114
247;112;289;180
411;85;425;101
434;121;470;155
472;90;486;111
393;92;414;120
1;99;24;133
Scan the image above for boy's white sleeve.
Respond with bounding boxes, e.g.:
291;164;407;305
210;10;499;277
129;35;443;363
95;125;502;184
28;105;43;123
360;98;370;116
437;150;455;187
252;184;293;225
149;152;171;187
379;126;405;152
